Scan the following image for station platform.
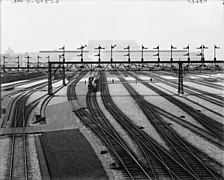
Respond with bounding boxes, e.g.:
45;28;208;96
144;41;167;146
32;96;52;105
0;124;79;136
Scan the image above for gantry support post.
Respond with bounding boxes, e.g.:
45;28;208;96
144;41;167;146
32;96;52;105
0;56;2;118
25;55;31;72
48;62;53;95
178;61;184;94
16;55;20;71
59;46;66;86
63;48;66;86
3;56;7;73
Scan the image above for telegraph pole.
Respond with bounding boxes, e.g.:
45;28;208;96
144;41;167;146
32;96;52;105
124;45;130;63
25;55;31;72
153;45;160;66
3;56;7;73
0;56;2;118
171;44;177;61
178;60;184;94
16;55;20;71
197;44;208;61
202;45;208;61
214;45;220;61
59;45;66;85
110;44;117;62
37;55;42;69
94;45;105;67
183;45;190;62
153;45;160;61
77;45;87;63
48;61;52;95
141;45;147;62
46;56;50;63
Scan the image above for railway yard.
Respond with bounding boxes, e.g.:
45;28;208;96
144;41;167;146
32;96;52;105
0;69;224;180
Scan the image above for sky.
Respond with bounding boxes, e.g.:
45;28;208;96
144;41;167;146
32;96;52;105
1;0;224;59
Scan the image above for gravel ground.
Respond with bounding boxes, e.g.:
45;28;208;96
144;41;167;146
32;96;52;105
1;79;29;87
26;79;69;106
52;79;69;88
216;82;224;86
0;136;10;179
96;92;148;164
79;124;124;180
16;79;47;89
188;73;224;81
26;134;41;180
106;77;120;84
152;82;224;124
75;76;90;108
130;77;224;165
72;74;125;180
12;137;25;179
161;114;224;166
131;82;205;129
108;83;167;150
159;75;178;80
184;81;224;96
0;97;14;127
26;91;46;105
48;86;68;106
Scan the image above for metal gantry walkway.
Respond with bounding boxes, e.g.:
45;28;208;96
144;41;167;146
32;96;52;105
46;60;223;95
1;44;223;96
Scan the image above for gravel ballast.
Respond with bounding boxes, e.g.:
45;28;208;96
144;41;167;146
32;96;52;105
0;136;10;179
96;92;148;163
129;76;224;165
108;82;167;150
27;134;41;180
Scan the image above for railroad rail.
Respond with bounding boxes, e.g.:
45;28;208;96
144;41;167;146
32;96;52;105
115;72;224;179
85;86;152;179
149;103;224;150
7;91;32;180
156;71;224;90
4;76;68;179
67;71;151;179
100;71;211;179
1;76;47;91
1;78;64;128
127;71;224;141
67;71;88;101
144;71;224;107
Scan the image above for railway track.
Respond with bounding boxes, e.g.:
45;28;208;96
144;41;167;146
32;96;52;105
6;91;33;180
67;71;151;179
1;76;47;91
99;71;213;180
115;72;224;179
149;103;224;150
67;71;88;101
76;108;152;180
85;86;152;179
127;71;224;141
1;78;63;128
3;75;69;179
1;79;48;99
152;82;224;118
155;71;224;90
139;71;224;107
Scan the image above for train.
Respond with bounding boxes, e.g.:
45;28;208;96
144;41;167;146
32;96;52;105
88;75;99;92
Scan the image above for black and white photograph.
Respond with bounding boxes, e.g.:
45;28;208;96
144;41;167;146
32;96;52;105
0;0;224;179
